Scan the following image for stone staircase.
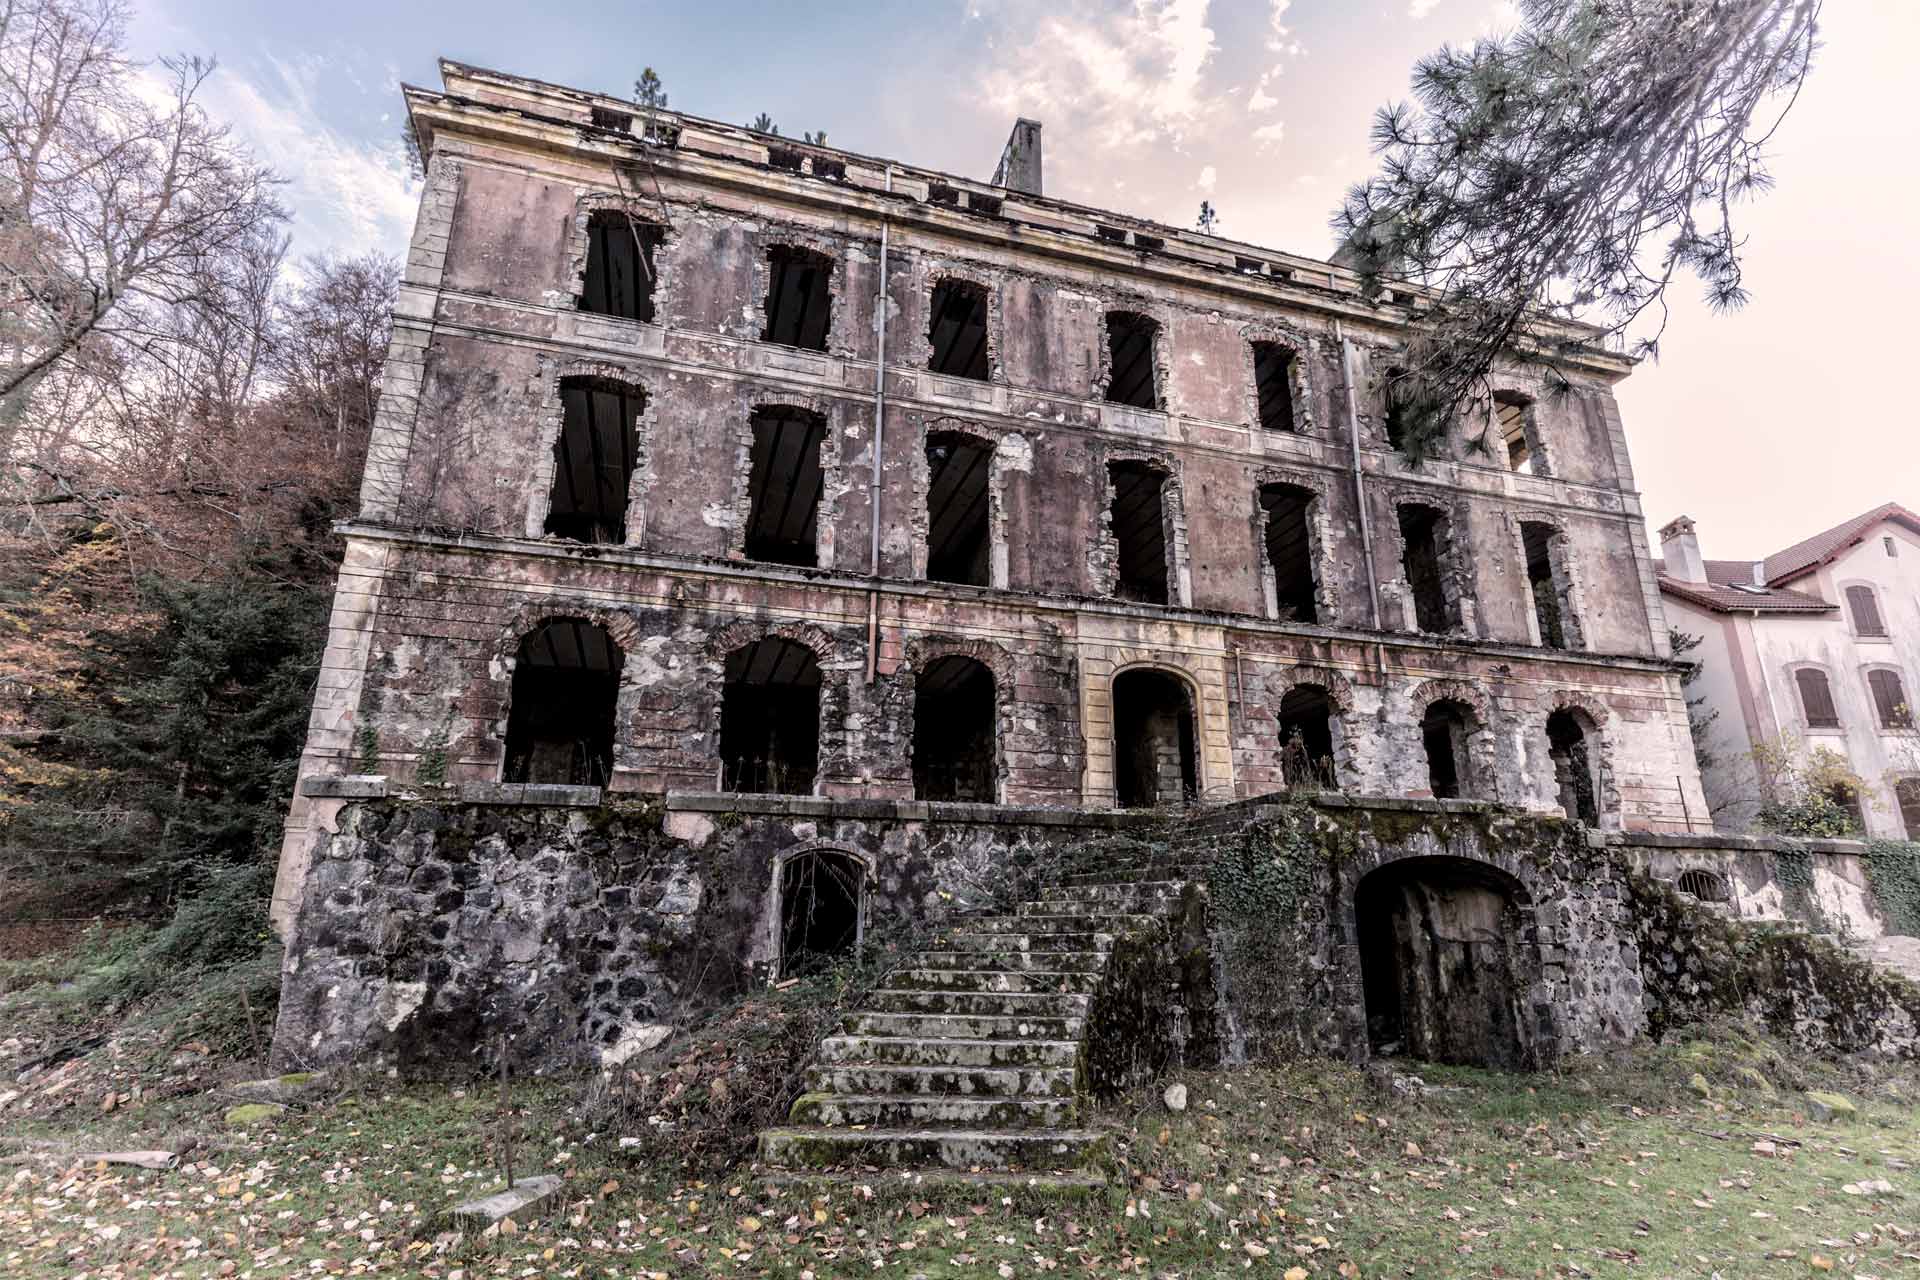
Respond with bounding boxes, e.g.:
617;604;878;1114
757;866;1195;1187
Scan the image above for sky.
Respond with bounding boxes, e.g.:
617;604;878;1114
126;0;1920;561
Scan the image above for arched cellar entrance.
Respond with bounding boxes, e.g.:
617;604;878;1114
503;618;622;786
720;637;821;794
913;654;998;802
1112;668;1197;808
1546;709;1601;825
1355;857;1533;1070
779;849;864;977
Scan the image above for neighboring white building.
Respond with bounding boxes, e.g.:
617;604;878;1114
1658;504;1920;838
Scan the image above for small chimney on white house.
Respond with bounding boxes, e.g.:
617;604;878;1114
1658;515;1707;583
1752;561;1767;586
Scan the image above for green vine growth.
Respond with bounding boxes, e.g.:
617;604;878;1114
1863;839;1920;937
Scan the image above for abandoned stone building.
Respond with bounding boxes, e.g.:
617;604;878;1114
268;60;1886;1176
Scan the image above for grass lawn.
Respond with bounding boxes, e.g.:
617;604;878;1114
4;1029;1919;1279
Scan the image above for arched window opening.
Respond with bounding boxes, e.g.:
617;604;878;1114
503;619;622;787
580;210;663;323
925;431;993;586
1869;669;1913;729
1521;522;1580;649
762;246;833;350
1113;669;1197;808
1398;503;1459;633
1795;667;1840;728
912;655;997;802
721;637;821;794
1356;858;1530;1069
745;406;826;566
780;850;864;977
1104;311;1161;410
1250;341;1298;433
1546;709;1600;825
1495;391;1542;475
1846;585;1888;638
1109;460;1170;604
1421;699;1476;800
1278;684;1337;789
928;279;990;380
1678;869;1729;903
1260;483;1318;623
1898;778;1920;840
545;378;643;544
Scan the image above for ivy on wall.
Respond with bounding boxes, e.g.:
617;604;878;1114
1864;839;1920;937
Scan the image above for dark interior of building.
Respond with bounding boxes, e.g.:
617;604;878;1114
1251;341;1297;433
1278;684;1336;788
912;655;997;802
1113;668;1197;808
928;279;991;380
779;849;863;976
720;637;821;794
545;377;643;544
579;210;664;323
925;431;993;586
745;407;826;566
1521;522;1567;648
1104;311;1161;410
1260;482;1318;622
1546;709;1599;824
1421;699;1472;799
503;618;623;787
1109;461;1169;603
1398;503;1454;633
762;245;833;350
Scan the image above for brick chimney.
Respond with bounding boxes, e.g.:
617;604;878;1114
1659;515;1707;583
992;119;1043;196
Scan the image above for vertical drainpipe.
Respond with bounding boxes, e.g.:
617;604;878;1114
1334;319;1388;681
865;167;892;687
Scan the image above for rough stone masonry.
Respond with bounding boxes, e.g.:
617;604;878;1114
268;59;1771;1078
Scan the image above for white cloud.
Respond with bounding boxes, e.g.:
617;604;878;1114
1252;121;1286;150
1248;86;1278;112
1266;0;1293;48
1197;164;1217;192
199;52;416;261
1409;0;1443;16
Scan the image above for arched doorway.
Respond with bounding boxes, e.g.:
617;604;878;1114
779;849;864;977
1278;683;1338;789
720;637;822;794
1112;668;1197;808
1355;857;1532;1070
503;618;622;786
913;655;998;802
1546;709;1600;824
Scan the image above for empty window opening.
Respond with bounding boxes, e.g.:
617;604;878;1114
1795;668;1840;728
1236;256;1266;274
1521;522;1575;649
1398;504;1458;633
1546;709;1600;825
913;655;997;802
1112;669;1198;809
1133;232;1165;252
968;193;1003;217
745;407;826;566
1104;311;1162;410
1278;684;1337;789
1899;778;1920;840
545;377;643;544
1869;669;1913;729
581;210;663;323
779;850;863;977
1421;699;1475;800
767;145;803;172
720;637;821;794
1109;461;1170;604
925;431;993;586
1495;392;1538;474
928;279;991;381
762;246;833;350
1251;342;1299;433
1847;586;1888;637
1678;869;1730;903
590;106;633;133
926;181;960;207
1382;366;1412;450
1095;224;1128;244
1260;483;1318;623
813;157;846;181
503;619;622;787
1357;858;1529;1069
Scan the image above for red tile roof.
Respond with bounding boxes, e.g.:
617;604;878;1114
1762;502;1920;585
1656;572;1835;615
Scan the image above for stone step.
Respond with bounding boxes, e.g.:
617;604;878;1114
758;1167;1107;1197
804;1063;1077;1098
933;930;1117;954
1042;880;1187;902
886;968;1103;995
845;1011;1084;1040
908;950;1108;973
1058;860;1208;887
1020;892;1183;918
817;1035;1079;1068
788;1092;1076;1129
962;913;1159;935
758;1126;1106;1172
863;988;1091;1016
